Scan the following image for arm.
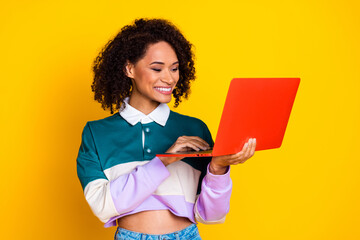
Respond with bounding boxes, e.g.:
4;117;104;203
77;122;170;223
194;124;257;224
194;164;232;224
192;121;232;224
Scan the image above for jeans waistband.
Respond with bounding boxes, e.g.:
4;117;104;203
115;223;200;240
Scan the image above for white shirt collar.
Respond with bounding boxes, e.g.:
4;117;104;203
119;97;170;126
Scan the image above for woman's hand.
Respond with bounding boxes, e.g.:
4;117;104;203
158;136;210;166
209;138;257;175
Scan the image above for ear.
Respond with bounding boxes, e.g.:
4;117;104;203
125;61;135;79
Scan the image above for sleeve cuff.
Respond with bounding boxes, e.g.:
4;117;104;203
204;164;232;190
142;157;171;187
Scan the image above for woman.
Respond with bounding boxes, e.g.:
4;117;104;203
77;18;256;240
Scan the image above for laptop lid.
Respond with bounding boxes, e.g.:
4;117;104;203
156;78;300;157
212;77;300;156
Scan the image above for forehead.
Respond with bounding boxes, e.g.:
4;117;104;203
141;41;178;63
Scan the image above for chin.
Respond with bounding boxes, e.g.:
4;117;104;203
156;96;172;104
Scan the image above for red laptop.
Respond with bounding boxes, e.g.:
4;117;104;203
156;78;300;157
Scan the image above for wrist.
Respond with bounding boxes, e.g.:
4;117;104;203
158;157;169;166
209;162;228;175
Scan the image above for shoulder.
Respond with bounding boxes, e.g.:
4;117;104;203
87;112;121;124
86;112;124;128
168;110;208;128
82;113;128;136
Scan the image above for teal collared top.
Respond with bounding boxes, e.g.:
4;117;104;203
76;101;232;227
77;106;214;192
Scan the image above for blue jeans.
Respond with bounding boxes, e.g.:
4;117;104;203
114;223;202;240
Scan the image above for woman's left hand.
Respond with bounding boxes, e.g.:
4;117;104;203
209;138;257;175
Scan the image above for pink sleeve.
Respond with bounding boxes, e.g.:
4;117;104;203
195;164;232;224
110;157;170;214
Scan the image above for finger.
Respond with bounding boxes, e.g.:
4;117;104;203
231;140;251;163
240;139;255;163
236;142;248;156
236;156;249;164
233;157;248;164
244;138;253;158
250;138;256;157
213;142;252;164
242;141;249;151
245;138;256;158
178;141;203;152
166;141;198;153
184;138;210;150
185;136;210;148
229;152;246;164
176;136;209;150
220;151;243;164
175;137;208;148
215;140;248;161
213;153;237;165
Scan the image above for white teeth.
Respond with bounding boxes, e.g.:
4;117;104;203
155;87;171;92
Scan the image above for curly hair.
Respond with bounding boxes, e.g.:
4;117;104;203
91;18;196;114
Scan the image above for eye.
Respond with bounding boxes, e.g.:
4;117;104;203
171;67;179;72
151;68;161;72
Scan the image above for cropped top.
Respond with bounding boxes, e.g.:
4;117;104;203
76;100;232;228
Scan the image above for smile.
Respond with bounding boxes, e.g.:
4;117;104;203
154;87;172;94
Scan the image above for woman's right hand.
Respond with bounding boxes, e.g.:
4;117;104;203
158;136;210;166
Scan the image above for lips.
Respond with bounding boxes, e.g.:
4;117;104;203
154;87;172;95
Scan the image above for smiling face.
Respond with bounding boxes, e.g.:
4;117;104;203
125;41;179;114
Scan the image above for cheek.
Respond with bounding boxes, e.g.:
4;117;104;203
137;70;157;85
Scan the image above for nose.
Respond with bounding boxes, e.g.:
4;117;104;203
161;69;176;85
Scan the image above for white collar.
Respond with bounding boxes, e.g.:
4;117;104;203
119;97;170;126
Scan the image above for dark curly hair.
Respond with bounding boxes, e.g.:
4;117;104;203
91;18;196;114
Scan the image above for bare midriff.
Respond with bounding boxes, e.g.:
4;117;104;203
116;210;193;234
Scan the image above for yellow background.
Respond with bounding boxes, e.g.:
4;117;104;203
1;0;359;239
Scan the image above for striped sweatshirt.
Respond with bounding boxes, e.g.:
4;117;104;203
76;101;232;227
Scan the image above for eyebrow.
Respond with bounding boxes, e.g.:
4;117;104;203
150;61;179;66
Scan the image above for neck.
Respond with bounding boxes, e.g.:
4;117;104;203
128;97;160;115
